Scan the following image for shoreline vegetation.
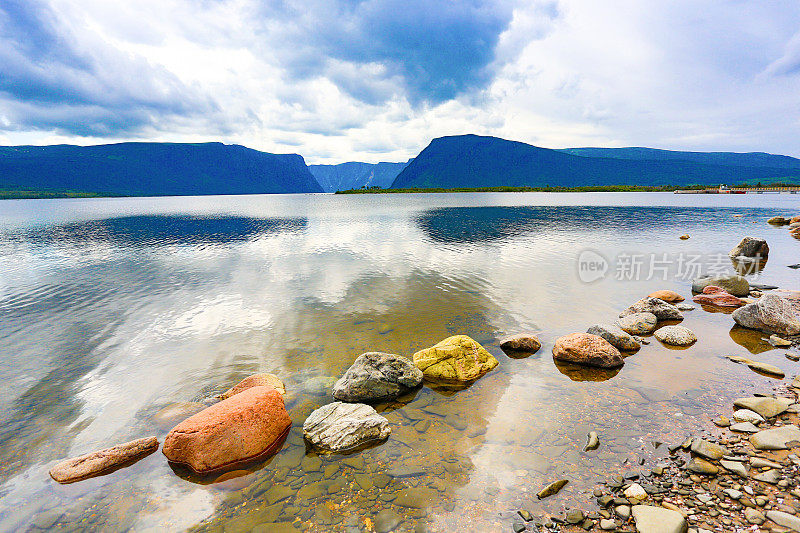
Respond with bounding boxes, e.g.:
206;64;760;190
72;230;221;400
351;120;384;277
335;185;708;194
0;189;111;200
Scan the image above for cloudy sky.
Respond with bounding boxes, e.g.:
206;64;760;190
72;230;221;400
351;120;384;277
1;0;799;163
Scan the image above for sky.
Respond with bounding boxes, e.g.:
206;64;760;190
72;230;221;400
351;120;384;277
1;0;799;163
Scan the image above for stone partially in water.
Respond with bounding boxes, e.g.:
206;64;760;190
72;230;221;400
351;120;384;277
631;505;688;533
750;426;800;450
499;333;541;354
619;297;683;321
412;335;498;383
692;274;750;297
219;374;286;399
647;290;684;303
616;313;658;335
552;333;623;368
692;286;744;308
49;436;159;484
303;402;390;453
537;479;568;499
654;325;697;346
729;236;769;259
732;293;800;336
623;483;647;501
163;386;290;474
587;324;641;351
734;397;790;418
585;431;600;451
332;352;422;402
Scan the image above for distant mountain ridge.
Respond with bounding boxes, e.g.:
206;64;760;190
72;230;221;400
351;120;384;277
560;147;800;169
391;135;800;189
309;160;411;192
0;142;323;196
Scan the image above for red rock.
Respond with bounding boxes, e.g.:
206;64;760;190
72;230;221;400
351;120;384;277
647;290;684;303
163;386;291;474
692;285;745;308
552;333;623;368
50;436;159;484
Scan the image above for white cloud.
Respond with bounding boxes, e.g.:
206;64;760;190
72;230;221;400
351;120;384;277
1;0;799;160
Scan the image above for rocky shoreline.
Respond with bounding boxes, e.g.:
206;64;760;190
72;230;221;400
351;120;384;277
41;227;800;532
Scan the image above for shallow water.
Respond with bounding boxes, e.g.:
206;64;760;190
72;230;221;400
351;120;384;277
0;192;799;532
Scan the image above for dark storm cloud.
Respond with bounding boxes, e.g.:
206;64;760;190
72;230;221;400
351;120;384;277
258;0;519;105
0;0;215;136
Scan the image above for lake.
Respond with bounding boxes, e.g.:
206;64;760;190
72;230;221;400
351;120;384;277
0;192;798;532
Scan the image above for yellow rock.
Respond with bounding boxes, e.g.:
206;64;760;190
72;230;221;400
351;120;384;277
412;335;498;383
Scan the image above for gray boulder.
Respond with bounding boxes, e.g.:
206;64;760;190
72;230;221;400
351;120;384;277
587;324;641;351
750;425;800;450
303;402;390;453
332;352;422;402
766;510;800;532
619;297;682;321
616;313;658;335
653;325;697;346
692;274;749;296
729;236;769;259
732;293;800;336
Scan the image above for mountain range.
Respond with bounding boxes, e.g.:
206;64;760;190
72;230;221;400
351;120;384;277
2;135;800;197
391;135;800;189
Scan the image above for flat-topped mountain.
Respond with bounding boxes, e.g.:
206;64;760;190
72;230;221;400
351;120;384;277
0;142;323;196
391;135;800;189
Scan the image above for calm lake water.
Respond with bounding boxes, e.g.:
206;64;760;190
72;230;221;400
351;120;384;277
1;192;799;532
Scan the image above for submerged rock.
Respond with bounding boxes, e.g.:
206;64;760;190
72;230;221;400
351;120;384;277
163;386;290;474
50;436;159;484
587;324;641;351
616;312;658;335
552;333;623;368
768;216;790;225
653;325;697;346
692;286;744;307
537;479;568;499
692;274;750;297
619;297;683;321
219;373;285;399
647;290;684;303
499;333;541;354
412;335;498;383
303;402;390;453
729;236;769;259
332;352;422;402
732;293;800;336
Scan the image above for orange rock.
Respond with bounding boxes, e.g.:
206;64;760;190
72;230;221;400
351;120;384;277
791;216;800;224
552;333;623;368
647;290;684;303
219;373;285;399
692;285;745;308
163;386;291;474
